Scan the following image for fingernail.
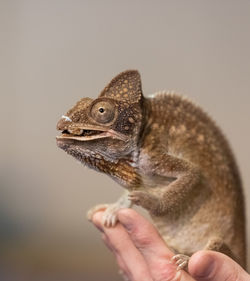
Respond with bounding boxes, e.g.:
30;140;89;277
192;255;215;278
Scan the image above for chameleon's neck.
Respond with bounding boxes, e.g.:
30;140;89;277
85;154;142;189
137;97;153;148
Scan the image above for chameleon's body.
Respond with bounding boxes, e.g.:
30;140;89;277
56;70;246;269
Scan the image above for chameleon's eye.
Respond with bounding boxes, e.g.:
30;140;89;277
91;100;115;124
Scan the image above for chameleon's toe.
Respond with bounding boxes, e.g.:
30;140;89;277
128;194;140;205
102;207;119;227
128;191;146;205
86;204;109;221
171;254;190;271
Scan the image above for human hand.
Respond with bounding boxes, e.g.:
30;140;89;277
91;209;249;281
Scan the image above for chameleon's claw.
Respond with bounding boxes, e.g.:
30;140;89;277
177;261;188;271
171;254;190;271
128;190;149;206
87;204;109;221
111;213;117;226
101;204;120;227
88;203;119;227
88;191;132;227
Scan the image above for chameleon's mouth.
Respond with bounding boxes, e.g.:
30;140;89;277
56;128;127;142
62;129;100;137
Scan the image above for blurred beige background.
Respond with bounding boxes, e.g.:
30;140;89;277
1;0;250;280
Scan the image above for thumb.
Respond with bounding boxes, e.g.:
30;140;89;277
188;251;249;281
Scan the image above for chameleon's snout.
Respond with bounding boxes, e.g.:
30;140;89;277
56;115;72;131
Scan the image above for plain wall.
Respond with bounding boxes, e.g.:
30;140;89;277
1;1;250;280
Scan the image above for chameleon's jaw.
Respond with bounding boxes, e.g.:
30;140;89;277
56;128;128;142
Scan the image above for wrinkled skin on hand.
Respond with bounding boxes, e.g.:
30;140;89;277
91;209;250;281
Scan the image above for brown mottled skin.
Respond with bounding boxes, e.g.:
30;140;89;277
56;70;246;270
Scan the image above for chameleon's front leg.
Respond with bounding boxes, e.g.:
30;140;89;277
87;190;132;227
129;153;202;216
128;153;203;271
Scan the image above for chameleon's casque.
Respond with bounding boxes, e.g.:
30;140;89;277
56;70;246;269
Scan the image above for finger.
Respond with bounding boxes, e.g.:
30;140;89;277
92;211;153;281
101;233;130;280
118;209;195;281
118;209;172;257
189;250;249;281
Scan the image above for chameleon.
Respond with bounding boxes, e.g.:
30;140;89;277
56;70;246;270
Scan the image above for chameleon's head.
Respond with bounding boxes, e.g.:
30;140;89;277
56;70;145;166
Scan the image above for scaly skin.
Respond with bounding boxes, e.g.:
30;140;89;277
56;70;246;270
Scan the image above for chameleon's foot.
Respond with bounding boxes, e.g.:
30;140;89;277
87;204;109;221
88;191;132;228
101;203;122;227
87;203;122;227
171;254;190;271
129;191;157;210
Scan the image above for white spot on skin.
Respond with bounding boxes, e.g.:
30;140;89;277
152;123;159;129
138;152;152;171
197;134;204;143
170;126;176;135
62;115;72;122
179;125;186;133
